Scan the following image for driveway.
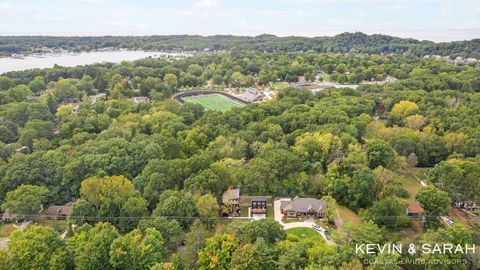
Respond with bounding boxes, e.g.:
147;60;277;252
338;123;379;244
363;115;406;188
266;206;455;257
274;198;335;245
13;220;31;230
0;238;8;248
273;198;290;223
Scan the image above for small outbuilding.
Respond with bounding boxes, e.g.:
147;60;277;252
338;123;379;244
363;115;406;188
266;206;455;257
406;201;424;217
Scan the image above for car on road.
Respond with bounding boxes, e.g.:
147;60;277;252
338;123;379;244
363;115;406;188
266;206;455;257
441;216;455;226
312;224;323;232
324;230;331;240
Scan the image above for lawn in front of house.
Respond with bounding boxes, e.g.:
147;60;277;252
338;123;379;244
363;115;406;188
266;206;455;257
284;217;303;223
285;227;325;243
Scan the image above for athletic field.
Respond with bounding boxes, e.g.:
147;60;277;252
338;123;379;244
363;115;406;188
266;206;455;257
181;93;246;111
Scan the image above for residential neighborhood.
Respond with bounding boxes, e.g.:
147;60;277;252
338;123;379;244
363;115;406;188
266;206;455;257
0;6;479;268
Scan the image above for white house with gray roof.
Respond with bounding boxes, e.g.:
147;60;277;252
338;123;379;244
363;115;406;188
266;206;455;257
280;197;327;218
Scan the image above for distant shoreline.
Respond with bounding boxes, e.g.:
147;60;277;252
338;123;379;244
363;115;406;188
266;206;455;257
0;48;197;60
0;50;195;74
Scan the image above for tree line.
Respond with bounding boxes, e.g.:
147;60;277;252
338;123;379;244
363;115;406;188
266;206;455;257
1;32;480;58
0;50;478;269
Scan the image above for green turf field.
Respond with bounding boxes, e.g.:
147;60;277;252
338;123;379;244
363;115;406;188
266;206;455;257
181;94;246;111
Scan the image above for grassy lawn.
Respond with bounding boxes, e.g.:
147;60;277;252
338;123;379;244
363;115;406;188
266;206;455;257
266;208;274;219
240;207;249;217
286;227;325;243
37;219;68;233
338;206;362;224
399;219;424;240
413;167;430;181
0;224;17;237
284;218;303;223
270;82;290;90
182;94;246;111
400;174;423;201
215;220;233;234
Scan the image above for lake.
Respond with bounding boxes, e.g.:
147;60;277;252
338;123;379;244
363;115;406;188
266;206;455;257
0;50;188;74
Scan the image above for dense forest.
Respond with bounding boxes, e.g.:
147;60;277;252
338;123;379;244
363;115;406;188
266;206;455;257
0;50;479;269
1;32;480;58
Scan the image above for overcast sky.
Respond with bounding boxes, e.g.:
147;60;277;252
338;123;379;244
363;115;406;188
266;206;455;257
0;0;479;42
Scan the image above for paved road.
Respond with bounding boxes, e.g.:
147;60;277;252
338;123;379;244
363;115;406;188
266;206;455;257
13;221;31;230
273;198;289;223
0;221;31;248
0;238;8;248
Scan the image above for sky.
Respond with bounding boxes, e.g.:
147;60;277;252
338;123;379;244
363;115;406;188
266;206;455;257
0;0;479;42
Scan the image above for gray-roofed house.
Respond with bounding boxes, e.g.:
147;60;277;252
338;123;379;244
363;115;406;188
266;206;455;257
42;202;73;220
239;90;264;103
89;93;106;103
26;95;40;101
1;208;18;222
280;197;327;218
222;188;240;217
132;96;150;104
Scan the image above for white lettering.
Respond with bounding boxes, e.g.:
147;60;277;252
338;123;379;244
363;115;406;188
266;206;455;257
422;244;431;253
356;244;365;254
366;244;376;254
393;244;402;254
444;244;453;254
465;244;476;254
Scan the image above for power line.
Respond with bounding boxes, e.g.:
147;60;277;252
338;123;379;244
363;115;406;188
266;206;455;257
3;214;252;221
3;214;480;221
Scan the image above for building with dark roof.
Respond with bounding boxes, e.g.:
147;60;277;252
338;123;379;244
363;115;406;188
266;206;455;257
280;197;327;218
407;201;424;217
251;196;267;215
42;202;73;220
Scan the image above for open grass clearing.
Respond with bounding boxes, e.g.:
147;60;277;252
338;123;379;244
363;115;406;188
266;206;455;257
337;206;362;225
400;173;423;202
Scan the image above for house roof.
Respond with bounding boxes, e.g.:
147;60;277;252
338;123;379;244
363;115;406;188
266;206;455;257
239;89;263;103
408;201;424;213
222;188;240;203
1;208;17;219
132;96;150;103
42;202;73;217
89;93;106;99
251;196;267;202
67;102;81;107
280;198;327;213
